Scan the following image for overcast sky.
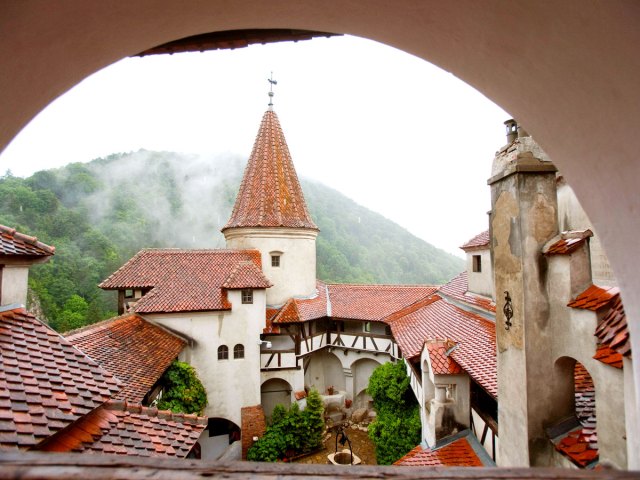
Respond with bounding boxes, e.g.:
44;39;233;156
0;35;509;257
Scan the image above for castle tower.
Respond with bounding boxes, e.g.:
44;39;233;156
222;109;319;306
488;121;559;466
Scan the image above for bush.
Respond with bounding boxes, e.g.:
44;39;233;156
247;388;325;462
367;360;421;464
156;361;207;415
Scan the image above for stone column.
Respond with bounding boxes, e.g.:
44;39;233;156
488;145;558;466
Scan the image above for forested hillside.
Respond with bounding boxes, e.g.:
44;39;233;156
0;151;463;331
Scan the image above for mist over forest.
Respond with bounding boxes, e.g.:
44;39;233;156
0;151;463;331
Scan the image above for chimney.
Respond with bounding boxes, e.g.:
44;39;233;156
504;119;518;144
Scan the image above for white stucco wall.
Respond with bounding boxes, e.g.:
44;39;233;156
145;289;265;427
465;248;494;299
557;182;616;287
547;254;627;469
1;265;29;306
223;227;318;306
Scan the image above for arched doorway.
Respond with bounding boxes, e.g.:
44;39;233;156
261;378;292;420
304;349;346;395
350;358;381;408
198;417;241;461
2;2;639;466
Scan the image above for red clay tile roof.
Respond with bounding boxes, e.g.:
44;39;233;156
394;436;484;467
100;249;269;313
437;272;496;313
0;224;55;257
222;261;273;289
593;345;623;369
595;294;631;357
389;298;497;397
66;315;185;403
543;230;593;256
0;307;121;450
574;362;595;423
426;341;463;375
460;230;489;251
568;285;619;311
327;284;438;322
271;283;437;325
553;427;599;468
295;282;328;322
222;110;318;232
38;399;206;457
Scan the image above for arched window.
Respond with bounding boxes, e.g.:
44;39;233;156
233;344;245;359
217;345;228;360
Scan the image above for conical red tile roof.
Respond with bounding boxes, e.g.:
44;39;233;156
222;110;318;231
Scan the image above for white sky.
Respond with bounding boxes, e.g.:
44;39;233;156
0;35;509;257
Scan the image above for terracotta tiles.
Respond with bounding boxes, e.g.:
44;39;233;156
272;298;301;324
389;297;497;398
568;285;619;311
0;224;55;257
66;315;185;403
543;230;593;256
593;345;623;369
394;436;484;467
595;294;631;357
295;281;328;322
222;110;318;232
553;427;599;468
100;249;268;313
38;399;205;457
437;272;496;313
460;230;489;251
574;362;596;423
327;284;438;322
0;307;121;450
426;341;462;375
222;261;272;289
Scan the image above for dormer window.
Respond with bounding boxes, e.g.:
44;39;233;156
271;255;280;267
472;255;482;273
242;289;253;304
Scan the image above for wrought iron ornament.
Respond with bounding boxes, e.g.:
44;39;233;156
503;291;513;330
268;72;277;108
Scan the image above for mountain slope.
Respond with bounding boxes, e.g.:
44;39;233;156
0;151;463;330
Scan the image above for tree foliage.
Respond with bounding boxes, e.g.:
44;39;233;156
156;361;207;415
367;360;421;465
0;152;463;332
247;389;325;462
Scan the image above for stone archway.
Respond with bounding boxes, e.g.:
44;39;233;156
350;358;381;407
304;350;346;395
260;378;293;420
2;2;639;465
199;417;241;461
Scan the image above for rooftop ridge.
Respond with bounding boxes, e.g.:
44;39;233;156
104;399;207;426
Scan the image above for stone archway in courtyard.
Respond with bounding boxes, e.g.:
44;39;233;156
2;2;639;466
304;350;346;395
350;358;382;409
261;378;293;420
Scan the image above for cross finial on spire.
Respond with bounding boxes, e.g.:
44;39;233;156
268;72;277;110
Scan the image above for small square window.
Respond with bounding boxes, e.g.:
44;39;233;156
242;289;253;304
472;255;482;273
271;255;280;267
124;289;134;298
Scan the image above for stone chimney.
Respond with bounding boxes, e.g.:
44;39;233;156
504;119;518;144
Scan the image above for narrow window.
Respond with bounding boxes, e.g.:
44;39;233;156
363;321;371;333
271;255;280;267
217;345;229;360
233;344;245;359
472;255;482;273
242;289;253;304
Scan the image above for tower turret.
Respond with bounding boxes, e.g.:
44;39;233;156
222;109;318;306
